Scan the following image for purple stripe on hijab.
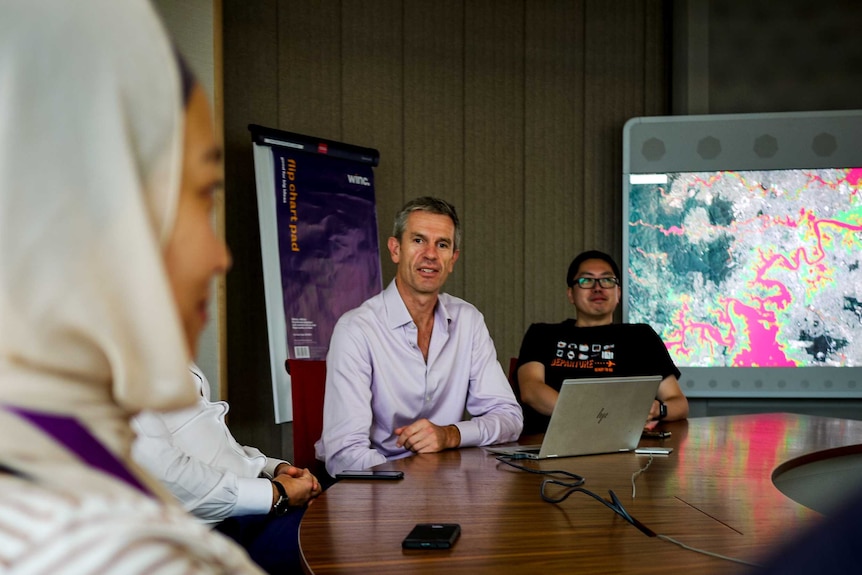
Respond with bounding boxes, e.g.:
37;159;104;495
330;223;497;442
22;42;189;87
5;405;151;495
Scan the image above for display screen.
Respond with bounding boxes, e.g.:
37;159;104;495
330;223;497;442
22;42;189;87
626;168;862;369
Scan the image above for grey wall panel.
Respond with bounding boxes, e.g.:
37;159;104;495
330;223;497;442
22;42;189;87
643;1;669;116
277;0;343;138
583;0;631;260
707;0;862;115
523;0;585;332
402;1;466;295
463;0;526;365
342;1;404;285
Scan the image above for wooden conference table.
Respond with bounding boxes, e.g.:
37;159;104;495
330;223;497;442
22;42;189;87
299;413;862;574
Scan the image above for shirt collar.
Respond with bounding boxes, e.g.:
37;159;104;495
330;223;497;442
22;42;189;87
383;279;453;330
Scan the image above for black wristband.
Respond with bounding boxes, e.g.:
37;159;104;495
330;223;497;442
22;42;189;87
271;479;291;516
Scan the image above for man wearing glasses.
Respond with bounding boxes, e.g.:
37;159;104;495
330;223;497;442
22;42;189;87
515;250;688;434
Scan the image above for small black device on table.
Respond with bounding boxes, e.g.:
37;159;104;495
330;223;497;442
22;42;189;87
402;523;461;549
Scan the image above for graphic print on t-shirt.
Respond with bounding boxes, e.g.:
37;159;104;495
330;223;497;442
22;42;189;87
550;339;616;373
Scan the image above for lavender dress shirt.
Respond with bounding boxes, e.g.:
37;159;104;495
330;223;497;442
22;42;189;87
315;280;523;476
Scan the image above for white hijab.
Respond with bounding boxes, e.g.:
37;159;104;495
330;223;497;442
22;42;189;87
0;0;197;456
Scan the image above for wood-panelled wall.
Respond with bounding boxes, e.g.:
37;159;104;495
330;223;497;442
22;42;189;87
223;0;669;457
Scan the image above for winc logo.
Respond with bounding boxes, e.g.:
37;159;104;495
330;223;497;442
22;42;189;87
347;174;371;186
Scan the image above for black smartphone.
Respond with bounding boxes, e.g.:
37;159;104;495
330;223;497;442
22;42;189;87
334;470;404;480
641;430;671;439
402;523;461;549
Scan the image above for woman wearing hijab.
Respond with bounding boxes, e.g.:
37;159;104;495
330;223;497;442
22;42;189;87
0;0;264;572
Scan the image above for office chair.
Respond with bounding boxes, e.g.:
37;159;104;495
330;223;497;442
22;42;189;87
508;357;522;401
285;359;327;473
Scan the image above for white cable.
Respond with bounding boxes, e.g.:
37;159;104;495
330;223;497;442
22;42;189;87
630;455;653;498
657;534;762;567
628;455;760;567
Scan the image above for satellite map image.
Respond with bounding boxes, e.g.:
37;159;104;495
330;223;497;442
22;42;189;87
627;168;862;368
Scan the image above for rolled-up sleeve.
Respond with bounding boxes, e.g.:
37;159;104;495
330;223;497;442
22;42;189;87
455;313;523;446
315;317;387;477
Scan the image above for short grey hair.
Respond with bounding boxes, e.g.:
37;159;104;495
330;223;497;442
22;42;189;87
392;196;462;251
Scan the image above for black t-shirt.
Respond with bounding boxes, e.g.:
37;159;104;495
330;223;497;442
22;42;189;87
515;320;682;434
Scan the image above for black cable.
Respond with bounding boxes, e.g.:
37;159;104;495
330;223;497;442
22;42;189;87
495;455;757;563
495;455;585;484
495;455;654;537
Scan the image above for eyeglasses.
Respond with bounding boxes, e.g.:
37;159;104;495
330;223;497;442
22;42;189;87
573;277;619;289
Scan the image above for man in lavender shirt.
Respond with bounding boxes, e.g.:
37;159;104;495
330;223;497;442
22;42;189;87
315;196;523;476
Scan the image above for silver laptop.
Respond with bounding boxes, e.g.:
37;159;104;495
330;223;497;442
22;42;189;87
486;375;663;459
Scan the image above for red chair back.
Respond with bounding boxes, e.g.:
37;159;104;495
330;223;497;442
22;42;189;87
286;359;327;471
508;357;521;400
